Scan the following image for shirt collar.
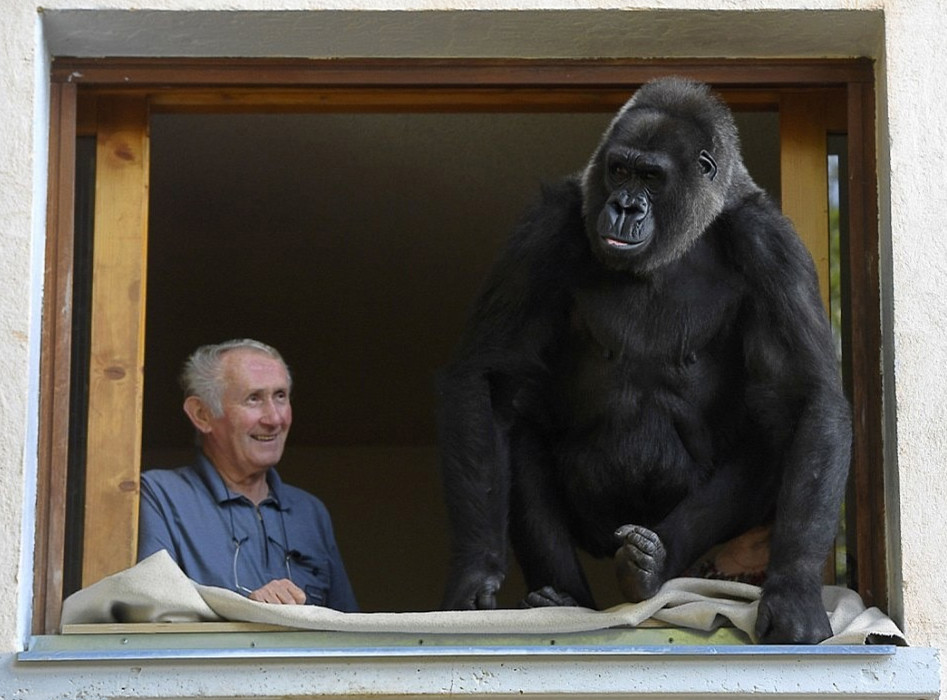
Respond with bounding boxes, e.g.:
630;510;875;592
194;451;290;511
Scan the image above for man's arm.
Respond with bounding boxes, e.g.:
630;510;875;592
326;543;359;612
137;474;179;561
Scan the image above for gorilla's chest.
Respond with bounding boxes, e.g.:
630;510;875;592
549;257;746;527
568;262;742;372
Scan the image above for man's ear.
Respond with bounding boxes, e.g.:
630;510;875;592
183;396;213;434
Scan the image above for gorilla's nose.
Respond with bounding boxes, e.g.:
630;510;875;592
613;191;649;221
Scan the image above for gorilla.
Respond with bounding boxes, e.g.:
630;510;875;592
437;77;852;644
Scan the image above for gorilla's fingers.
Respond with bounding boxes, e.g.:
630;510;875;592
475;589;498;610
615;525;667;602
615;524;663;562
472;575;502;610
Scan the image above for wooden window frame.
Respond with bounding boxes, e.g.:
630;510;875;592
36;57;880;635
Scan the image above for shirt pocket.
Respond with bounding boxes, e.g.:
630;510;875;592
290;552;331;606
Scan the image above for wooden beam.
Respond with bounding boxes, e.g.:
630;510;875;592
50;57;875;88
846;80;886;611
35;82;77;634
82;97;150;587
142;87;784;115
780;92;832;312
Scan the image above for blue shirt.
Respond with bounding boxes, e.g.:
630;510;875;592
138;454;358;612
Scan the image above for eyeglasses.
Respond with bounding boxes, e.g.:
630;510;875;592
232;537;294;596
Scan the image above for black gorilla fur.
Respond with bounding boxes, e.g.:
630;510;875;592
437;77;852;644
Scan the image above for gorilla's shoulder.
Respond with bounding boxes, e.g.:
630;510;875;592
717;191;821;285
536;175;584;212
509;176;586;255
477;176;586;311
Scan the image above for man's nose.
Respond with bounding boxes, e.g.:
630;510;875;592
259;398;286;424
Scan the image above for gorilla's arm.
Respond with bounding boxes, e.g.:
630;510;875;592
729;197;852;643
439;179;585;610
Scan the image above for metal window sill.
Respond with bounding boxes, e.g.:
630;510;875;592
11;626;938;699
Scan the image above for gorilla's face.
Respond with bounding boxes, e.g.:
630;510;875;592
594;147;668;256
582;96;730;275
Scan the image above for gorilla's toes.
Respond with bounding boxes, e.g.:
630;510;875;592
613;524;667;602
520;586;580;608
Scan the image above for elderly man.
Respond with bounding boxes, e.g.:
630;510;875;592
138;338;358;610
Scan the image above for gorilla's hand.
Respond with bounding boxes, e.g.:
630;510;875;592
520;586;580;608
755;576;832;644
443;570;504;610
614;524;668;602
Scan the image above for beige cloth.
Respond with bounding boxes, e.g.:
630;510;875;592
61;550;905;645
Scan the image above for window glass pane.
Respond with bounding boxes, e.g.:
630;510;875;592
828;134;853;589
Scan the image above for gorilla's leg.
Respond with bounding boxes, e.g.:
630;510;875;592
614;455;775;602
509;427;595;608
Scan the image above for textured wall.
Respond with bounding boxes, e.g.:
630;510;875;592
882;0;947;655
0;2;45;652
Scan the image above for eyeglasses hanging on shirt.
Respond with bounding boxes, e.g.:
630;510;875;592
231;533;297;595
219;468;301;597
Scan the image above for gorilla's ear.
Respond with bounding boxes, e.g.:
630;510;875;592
698;150;718;181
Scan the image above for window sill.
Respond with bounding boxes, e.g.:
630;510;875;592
11;627;940;699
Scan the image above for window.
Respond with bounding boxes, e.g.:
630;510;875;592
36;58;882;634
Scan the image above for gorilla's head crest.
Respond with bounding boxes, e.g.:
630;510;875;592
581;77;757;274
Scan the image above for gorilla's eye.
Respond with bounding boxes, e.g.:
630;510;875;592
639;168;662;183
609;162;631;180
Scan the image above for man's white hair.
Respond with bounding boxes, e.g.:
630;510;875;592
180;338;291;417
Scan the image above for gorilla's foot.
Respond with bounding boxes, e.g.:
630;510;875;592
614;524;667;602
520;586;580;608
443;571;504;610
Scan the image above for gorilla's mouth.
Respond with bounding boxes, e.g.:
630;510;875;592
603;235;643;248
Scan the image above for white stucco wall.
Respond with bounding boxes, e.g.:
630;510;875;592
882;0;947;652
1;0;946;697
0;0;46;656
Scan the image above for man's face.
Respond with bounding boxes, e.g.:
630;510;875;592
201;349;293;478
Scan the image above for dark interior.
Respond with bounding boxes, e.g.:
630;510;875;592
141;110;780;612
